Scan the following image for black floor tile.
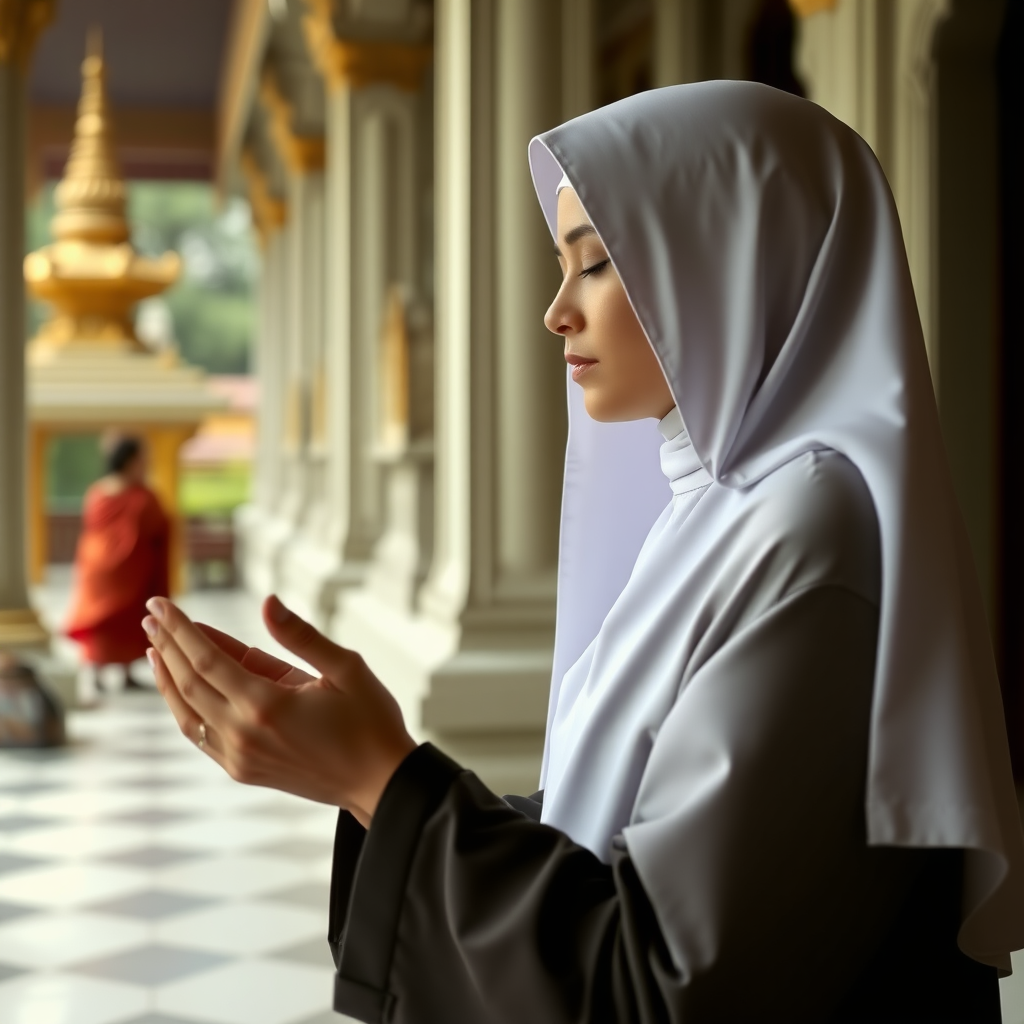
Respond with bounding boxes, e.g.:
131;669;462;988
70;943;228;985
0;852;46;876
100;844;204;868
86;888;217;920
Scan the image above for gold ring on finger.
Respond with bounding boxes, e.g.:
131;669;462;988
197;721;207;751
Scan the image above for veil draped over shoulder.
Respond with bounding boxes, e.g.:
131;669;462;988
529;81;1024;970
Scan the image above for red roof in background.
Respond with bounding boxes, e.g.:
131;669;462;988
206;375;258;413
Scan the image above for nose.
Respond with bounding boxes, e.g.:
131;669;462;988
544;285;582;337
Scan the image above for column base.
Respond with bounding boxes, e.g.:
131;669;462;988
234;503;292;595
333;588;549;796
422;647;550;796
277;532;366;631
0;608;50;650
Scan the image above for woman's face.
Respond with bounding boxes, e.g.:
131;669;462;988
544;187;674;422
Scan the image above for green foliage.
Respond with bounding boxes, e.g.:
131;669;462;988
128;181;259;374
180;463;251;516
24;180;259;374
47;434;103;513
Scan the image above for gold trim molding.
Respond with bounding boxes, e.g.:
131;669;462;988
788;0;838;15
0;608;49;648
240;147;287;245
302;0;432;94
259;68;326;176
0;0;55;70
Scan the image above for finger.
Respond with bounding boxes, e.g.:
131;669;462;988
147;598;264;705
144;613;231;725
149;648;229;769
196;622;306;684
197;623;249;662
239;645;308;684
262;595;355;678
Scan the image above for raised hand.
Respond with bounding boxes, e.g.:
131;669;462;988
144;595;417;825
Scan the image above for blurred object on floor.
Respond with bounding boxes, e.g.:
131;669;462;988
0;653;65;748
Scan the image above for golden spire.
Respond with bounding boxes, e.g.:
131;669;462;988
24;28;180;355
51;27;128;244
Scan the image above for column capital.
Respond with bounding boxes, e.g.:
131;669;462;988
788;0;837;16
0;0;55;71
240;147;287;245
302;0;432;94
258;67;326;176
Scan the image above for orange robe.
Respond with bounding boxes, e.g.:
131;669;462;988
66;483;170;665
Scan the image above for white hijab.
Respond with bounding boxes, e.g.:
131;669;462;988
529;81;1024;969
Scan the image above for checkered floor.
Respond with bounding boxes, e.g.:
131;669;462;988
0;692;350;1024
10;571;1024;1024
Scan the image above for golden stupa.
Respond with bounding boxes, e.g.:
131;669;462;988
24;29;226;593
25;30;180;353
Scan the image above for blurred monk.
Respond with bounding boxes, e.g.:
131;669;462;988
66;437;170;692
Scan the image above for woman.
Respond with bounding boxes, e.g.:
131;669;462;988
143;82;1024;1021
67;436;169;694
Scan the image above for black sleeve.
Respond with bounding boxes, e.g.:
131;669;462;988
329;742;705;1024
326;585;1001;1023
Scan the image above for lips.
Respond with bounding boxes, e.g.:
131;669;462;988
565;352;598;381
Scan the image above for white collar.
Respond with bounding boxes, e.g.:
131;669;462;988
658;407;712;496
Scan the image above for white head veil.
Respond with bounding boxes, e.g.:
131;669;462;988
530;81;1024;968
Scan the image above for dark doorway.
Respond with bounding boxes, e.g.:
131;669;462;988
998;0;1024;778
747;0;805;97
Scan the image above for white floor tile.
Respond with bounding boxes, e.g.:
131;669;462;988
0;863;149;909
0;910;149;968
155;901;323;956
1002;949;1024;1024
21;788;153;822
156;783;280;815
3;823;151;861
153;815;287;853
155;854;310;899
156;957;330;1024
304;857;334;885
0;971;148;1024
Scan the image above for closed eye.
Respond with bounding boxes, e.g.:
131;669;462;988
579;259;609;278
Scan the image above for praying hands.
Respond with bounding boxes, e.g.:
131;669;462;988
142;595;417;827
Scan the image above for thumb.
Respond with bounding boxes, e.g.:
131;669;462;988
262;595;354;678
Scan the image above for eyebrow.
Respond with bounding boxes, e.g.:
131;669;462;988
554;222;598;256
564;223;597;246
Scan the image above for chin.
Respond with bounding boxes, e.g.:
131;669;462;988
582;389;639;423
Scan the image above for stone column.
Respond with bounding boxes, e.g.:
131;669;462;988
654;0;706;86
236;148;290;595
300;3;434;628
494;0;565;596
348;0;565;795
561;0;596;119
0;1;53;649
795;0;947;371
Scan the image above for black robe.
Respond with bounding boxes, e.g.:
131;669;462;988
326;743;999;1023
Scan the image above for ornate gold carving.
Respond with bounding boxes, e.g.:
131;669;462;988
310;358;327;450
302;0;432;94
0;0;55;70
259;68;326;176
240;147;287;245
23;30;181;353
788;0;838;15
379;287;410;452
